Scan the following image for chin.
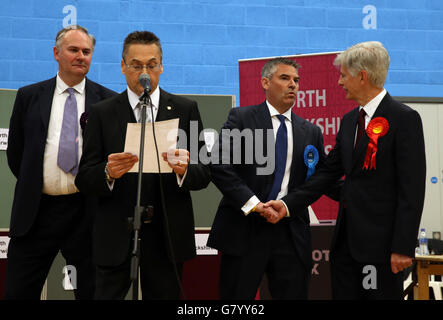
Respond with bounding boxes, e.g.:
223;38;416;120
72;70;88;77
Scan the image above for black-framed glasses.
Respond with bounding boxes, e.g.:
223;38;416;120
124;63;161;72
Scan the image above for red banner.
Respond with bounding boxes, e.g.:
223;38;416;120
239;53;357;221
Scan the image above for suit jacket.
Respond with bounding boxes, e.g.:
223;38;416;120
75;89;210;266
207;102;328;268
283;93;426;263
7;77;116;238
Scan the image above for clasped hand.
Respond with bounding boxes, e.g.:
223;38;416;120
106;149;189;179
255;200;288;224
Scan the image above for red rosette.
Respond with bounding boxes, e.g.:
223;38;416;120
363;117;389;170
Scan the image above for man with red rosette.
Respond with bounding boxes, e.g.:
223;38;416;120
264;41;426;300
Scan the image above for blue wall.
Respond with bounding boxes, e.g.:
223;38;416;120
1;0;442;105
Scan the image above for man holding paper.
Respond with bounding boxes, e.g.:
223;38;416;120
75;31;210;299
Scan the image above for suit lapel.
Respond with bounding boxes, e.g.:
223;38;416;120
113;91;136;148
349;93;391;172
254;102;273;166
343;107;364;172
371;92;391;119
253;102;273;132
39;77;57;133
253;103;274;193
84;78;99;113
291;114;308;186
156;89;178;121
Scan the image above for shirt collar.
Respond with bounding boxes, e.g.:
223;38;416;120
55;73;85;95
360;88;387;118
127;86;160;111
266;100;293;122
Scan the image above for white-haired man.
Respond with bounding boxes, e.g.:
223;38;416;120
265;41;426;300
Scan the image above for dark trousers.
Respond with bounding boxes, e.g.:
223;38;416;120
94;223;183;300
4;193;95;300
330;220;403;300
219;222;309;300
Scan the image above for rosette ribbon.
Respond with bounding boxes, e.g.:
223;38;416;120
363;117;389;170
304;145;319;180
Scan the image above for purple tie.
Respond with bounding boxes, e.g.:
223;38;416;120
57;88;79;175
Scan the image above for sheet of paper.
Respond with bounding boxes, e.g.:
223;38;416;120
124;118;179;173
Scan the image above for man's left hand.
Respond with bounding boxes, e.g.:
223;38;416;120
162;149;189;176
391;253;413;274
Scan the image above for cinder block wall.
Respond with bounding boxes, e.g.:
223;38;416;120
1;0;442;104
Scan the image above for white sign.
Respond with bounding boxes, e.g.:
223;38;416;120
0;236;10;259
0;128;8;150
195;233;217;255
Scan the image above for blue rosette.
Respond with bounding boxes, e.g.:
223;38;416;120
304;145;319;181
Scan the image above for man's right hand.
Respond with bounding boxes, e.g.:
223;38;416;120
254;202;282;224
261;200;288;224
106;152;139;179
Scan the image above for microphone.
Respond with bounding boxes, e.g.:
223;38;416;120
138;73;152;93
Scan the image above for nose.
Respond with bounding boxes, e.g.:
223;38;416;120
338;77;343;86
76;51;85;60
289;79;297;88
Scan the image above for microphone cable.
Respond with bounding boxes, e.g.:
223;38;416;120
147;97;187;300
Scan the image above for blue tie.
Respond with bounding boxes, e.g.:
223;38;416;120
267;114;288;201
57;88;79;175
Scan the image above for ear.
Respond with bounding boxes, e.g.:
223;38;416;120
261;77;270;90
121;59;126;75
53;46;59;62
360;70;368;83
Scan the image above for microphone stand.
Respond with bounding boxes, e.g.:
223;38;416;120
129;88;153;300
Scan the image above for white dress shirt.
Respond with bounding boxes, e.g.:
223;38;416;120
242;101;294;215
355;88;387;143
42;74;85;195
127;85;160;123
107;86;186;190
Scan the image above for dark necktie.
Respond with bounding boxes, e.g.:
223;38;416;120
134;103;141;122
57;88;79;175
135;102;154;123
355;108;366;148
267;115;288;201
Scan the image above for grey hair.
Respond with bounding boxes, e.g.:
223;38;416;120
334;41;390;88
55;25;96;51
261;57;300;79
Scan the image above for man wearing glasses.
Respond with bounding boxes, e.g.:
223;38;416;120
75;31;210;299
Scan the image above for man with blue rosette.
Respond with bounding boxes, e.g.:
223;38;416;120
208;57;339;299
266;41;426;300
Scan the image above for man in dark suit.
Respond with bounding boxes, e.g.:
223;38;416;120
5;25;116;299
266;41;426;300
207;57;336;299
75;31;210;300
